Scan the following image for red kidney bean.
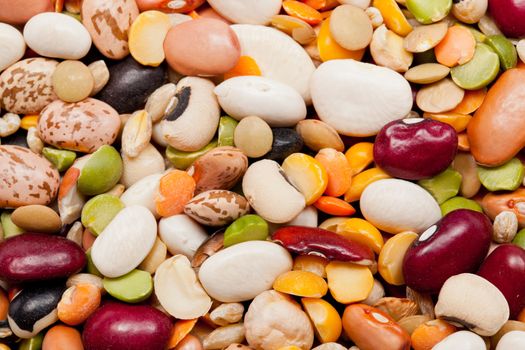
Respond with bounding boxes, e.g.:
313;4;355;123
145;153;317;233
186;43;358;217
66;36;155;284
272;226;374;266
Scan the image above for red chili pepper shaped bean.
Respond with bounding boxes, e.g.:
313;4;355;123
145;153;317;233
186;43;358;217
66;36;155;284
272;226;374;266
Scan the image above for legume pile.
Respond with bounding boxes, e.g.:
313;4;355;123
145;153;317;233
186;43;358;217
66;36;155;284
0;0;525;349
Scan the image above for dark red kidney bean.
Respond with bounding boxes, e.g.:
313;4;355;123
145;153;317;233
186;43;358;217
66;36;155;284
373;118;457;180
403;209;492;294
8;282;66;339
272;226;374;266
83;303;172;350
0;233;86;283
488;0;525;38
478;244;525;319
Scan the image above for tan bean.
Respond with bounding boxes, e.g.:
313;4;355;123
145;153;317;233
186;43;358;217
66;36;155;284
451;152;481;198
203;323;245;350
209;303;244;326
493;211;518;243
373;297;419;321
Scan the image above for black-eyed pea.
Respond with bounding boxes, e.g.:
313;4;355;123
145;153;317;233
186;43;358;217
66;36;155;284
491;321;525;347
161;77;220;152
145;83;176;123
57;283;101;325
435;273;509;336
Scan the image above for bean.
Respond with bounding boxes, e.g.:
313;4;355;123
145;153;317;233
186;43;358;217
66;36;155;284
58;283;101;325
42;325;83;350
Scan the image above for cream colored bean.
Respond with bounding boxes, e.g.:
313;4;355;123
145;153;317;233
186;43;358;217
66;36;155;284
365;7;383;28
66;221;84;246
517;39;525;64
121;110;152;158
203;323;245;350
479;15;502;36
234;116;273;158
88;60;110;96
210;303;244;326
493;211;518;243
416;78;464;113
0;113;20;137
27;126;44;154
370;25;413;73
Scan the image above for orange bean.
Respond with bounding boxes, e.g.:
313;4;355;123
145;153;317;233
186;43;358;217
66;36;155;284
58;166;80;201
458;133;470;151
283;0;323;25
301;0;326;10
518;307;525;322
449;88;487;114
155;170;196;217
167;319;199;349
20;115;39;130
188;10;200;19
435;25;476;68
314;196;356;216
411;319;456;350
342;304;411;350
223;56;262;80
82;228;96;251
344;142;374;176
57;283;101;326
42;325;83;350
8;287;21;301
173;334;203;350
315;148;352;197
273;270;328;298
0;289;8;320
423;112;472;133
